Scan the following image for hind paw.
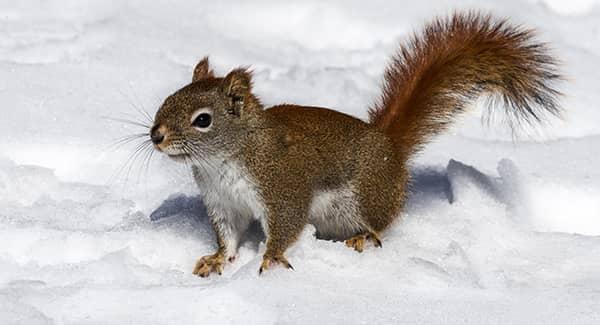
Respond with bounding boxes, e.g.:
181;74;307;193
345;232;382;253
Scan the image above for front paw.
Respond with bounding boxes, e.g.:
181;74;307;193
192;252;225;277
259;254;294;275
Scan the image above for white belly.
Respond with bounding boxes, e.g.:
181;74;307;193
308;185;365;240
192;158;267;255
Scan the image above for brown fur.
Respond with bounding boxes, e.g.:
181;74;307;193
192;56;215;82
150;13;561;276
369;12;561;158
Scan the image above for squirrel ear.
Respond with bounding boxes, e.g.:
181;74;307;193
192;56;214;82
221;68;252;116
222;68;252;97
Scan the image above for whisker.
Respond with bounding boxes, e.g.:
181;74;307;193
103;133;150;153
124;140;152;185
141;144;156;184
101;115;151;129
124;84;155;124
182;141;223;178
118;88;154;124
134;143;154;185
110;139;152;186
184;149;211;181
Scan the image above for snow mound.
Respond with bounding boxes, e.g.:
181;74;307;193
1;156;599;323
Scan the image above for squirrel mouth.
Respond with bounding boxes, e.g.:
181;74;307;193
167;153;190;162
154;145;190;162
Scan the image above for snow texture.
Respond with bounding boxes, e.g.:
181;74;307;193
1;0;600;324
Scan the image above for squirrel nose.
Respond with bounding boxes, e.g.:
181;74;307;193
150;125;165;145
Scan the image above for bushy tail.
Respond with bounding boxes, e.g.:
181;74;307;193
368;12;562;158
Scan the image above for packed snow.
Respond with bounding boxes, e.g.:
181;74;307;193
1;0;599;323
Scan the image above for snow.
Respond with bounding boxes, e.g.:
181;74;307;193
1;0;600;323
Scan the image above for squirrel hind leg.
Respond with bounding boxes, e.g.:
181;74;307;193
308;186;370;241
344;130;409;240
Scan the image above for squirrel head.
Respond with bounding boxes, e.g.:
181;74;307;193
151;57;263;161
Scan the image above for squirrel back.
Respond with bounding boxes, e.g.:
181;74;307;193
369;12;561;158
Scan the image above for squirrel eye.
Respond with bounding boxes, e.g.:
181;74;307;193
192;113;212;128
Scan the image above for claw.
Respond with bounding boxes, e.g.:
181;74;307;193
367;232;383;248
259;255;293;275
345;232;383;252
259;258;271;275
283;260;294;270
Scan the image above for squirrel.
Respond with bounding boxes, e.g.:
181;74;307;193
150;12;561;277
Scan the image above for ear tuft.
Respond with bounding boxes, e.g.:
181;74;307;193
192;56;215;82
222;68;252;97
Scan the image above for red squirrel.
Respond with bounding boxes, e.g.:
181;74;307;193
150;12;561;276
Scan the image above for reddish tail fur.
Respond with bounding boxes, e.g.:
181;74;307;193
369;12;562;158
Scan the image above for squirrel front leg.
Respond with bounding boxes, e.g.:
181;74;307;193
193;210;249;277
259;197;309;274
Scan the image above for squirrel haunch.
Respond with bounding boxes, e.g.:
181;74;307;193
151;12;562;277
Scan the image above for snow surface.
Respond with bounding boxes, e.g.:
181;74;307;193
1;0;600;323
